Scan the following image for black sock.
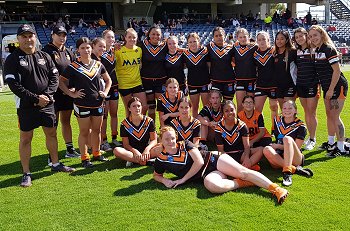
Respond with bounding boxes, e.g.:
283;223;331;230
112;135;117;140
66;142;74;152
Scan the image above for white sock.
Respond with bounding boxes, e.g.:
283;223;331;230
52;162;60;167
328;136;335;145
337;141;345;152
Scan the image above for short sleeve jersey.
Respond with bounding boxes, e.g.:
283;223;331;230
314;44;347;90
183;47;210;87
170;117;201;143
274;49;296;89
61;58;106;108
164;50;186;85
237;110;270;141
140;38;167;79
157;91;184;125
254;47;276;88
115;45;142;89
295;48;318;86
207;42;235;82
4;48;59;109
215;119;249;153
120;116;155;152
232;42;258;81
272;115;306;143
101;47;118;87
154;141;195;178
42;43;74;74
198;104;223;122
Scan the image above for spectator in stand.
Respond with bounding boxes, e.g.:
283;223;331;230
0;6;6;21
264;14;272;27
78;18;87;28
176;21;182;30
56;17;65;28
86;24;96;39
127;18;133;28
43;19;49;28
232;18;240;27
311;18;318;25
139;18;147;27
98;18;106;27
69;26;76;35
2;46;10;65
327;25;336;32
247;10;254;22
163;28;170;39
206;15;212;24
305;12;312;26
157;20;165;29
272;11;280;24
179;32;186;46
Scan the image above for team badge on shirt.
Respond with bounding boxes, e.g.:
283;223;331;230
143;39;166;57
254;47;274;66
210;42;233;58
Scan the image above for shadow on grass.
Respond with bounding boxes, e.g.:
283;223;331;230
120;167;153;181
70;158;120;176
0;170;53;188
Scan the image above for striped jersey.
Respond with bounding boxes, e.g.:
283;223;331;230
232;42;258;81
140;38;167;79
183;47;210;87
207;42;235;82
170;117;201;143
295;48;318;86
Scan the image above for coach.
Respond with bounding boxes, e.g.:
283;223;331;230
4;24;75;187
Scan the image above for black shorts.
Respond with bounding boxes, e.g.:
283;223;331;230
188;84;210;95
179;84;188;96
252;136;272;148
322;81;348;99
276;85;297;98
211;81;235;98
227;151;244;164
236;79;256;93
17;105;56;132
119;85;145;97
192;152;219;180
106;85;119;101
142;78;167;95
73;104;104;118
296;84;319;98
254;87;277;99
54;90;73;112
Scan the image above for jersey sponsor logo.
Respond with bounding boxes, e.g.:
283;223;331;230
215;120;245;145
38;58;46;65
157;142;188;165
101;47;115;64
143;39;166;57
234;42;255;57
254;47;274;66
171;117;200;141
122;58;141;66
165;51;183;64
210;42;233;58
70;59;102;80
122;116;152;141
184;47;208;65
19;59;28;66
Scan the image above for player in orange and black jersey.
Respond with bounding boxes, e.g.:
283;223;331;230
42;26;79;159
140;26;168;121
215;101;263;170
238;96;272;148
263;100;313;186
197;90;223;145
207;27;235;100
59;37;111;168
113;97;158;166
293;27;319;151
157;78;184;127
309;25;348;157
101;30;121;148
170;97;201;145
254;31;278;128
165;36;187;94
233;28;258;112
152;126;289;204
274;31;297;107
183;32;210;117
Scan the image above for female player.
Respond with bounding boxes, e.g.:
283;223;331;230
238;95;272;148
254;31;278;125
183;32;210;117
208;27;235;100
233;28;258;111
157;78;184;127
140;26;168;121
293;27;319;151
263;100;313;186
170;97;201;146
165;36;187;94
113;97;157;166
151;126;289;204
215;100;263;170
274;30;297;107
42;26;79;158
101;30;122;148
115;28;147;115
197;90;223;146
308;25;348;157
59;37;111;168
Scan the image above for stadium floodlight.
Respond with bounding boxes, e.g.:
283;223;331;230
63;1;77;3
28;1;42;3
0;1;5;3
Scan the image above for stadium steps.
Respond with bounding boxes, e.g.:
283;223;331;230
330;0;350;20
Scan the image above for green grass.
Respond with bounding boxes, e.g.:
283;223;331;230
0;71;350;230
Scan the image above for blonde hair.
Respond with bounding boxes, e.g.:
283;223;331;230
256;31;270;47
187;32;200;42
125;28;138;38
167;35;178;44
235;28;249;39
102;29;114;38
308;25;337;51
165;78;179;87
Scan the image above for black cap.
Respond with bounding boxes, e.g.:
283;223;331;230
17;24;36;36
52;26;67;35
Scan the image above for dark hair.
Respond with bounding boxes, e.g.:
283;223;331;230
274;30;294;54
179;97;192;108
293;27;308;49
242;95;255;103
127;97;142;109
147;26;162;40
223;100;236;110
213;26;225;36
91;37;106;47
76;37;90;49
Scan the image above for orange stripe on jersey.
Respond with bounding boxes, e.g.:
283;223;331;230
210;42;233;58
254;47;274;66
102;47;115;64
215;120;245;145
121;116;152;141
159;91;183;113
171;117;200;141
274;116;304;136
165;51;183;64
157;142;187;164
184;47;208;65
71;59;101;80
143;39;167;57
234;41;255;56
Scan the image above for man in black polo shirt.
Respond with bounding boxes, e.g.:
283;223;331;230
4;24;75;187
